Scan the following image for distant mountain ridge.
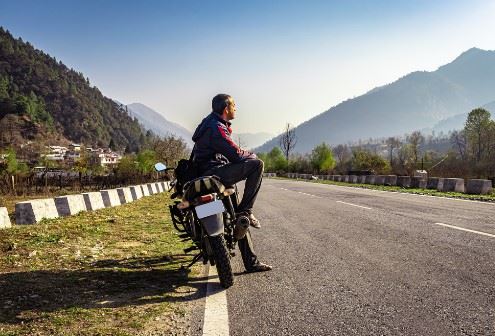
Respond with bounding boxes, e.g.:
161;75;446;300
124;103;193;147
432;100;495;134
256;48;495;153
123;102;274;149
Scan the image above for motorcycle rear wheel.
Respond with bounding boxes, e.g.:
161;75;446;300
208;235;234;288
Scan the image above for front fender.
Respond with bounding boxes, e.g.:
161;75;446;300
199;213;224;236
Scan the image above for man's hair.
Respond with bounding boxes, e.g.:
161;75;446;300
212;94;232;115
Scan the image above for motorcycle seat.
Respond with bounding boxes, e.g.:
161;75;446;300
183;175;226;200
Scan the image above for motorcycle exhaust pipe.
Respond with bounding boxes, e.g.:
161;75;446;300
234;215;250;240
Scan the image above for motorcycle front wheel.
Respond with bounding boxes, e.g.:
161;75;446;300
208;235;234;288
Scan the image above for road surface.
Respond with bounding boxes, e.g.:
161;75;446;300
192;179;495;336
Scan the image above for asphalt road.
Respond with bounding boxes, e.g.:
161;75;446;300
193;179;495;336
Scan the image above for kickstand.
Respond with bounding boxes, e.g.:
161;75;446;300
181;253;203;270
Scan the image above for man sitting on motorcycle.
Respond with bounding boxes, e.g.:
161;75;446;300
191;93;272;273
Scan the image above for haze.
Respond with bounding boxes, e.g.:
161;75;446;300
1;0;494;134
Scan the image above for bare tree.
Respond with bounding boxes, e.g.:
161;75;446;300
450;130;467;161
407;131;425;165
385;137;401;166
279;123;297;164
236;135;245;149
333;144;349;165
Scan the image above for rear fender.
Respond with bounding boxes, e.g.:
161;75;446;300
199;213;224;236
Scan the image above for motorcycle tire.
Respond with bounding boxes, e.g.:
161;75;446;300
208;235;234;288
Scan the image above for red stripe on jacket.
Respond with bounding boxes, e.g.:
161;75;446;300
217;125;241;154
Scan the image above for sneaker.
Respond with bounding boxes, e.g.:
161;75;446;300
246;262;272;273
248;213;261;229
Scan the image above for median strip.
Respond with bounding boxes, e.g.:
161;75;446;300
433;222;495;239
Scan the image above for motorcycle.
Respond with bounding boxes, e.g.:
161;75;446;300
154;162;251;288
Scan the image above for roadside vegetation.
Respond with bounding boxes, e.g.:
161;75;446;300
0;193;199;336
261;108;495;182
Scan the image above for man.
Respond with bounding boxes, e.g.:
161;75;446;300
191;93;272;273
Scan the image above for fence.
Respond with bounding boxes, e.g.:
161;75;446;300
0;171;171;196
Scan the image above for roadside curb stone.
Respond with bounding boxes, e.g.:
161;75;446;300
82;192;106;211
16;198;59;225
55;194;87;217
100;189;121;207
0;207;11;229
440;178;465;193
466;179;493;195
427;177;444;190
130;185;144;200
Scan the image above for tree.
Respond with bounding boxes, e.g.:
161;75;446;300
310;143;336;174
0;75;9;100
397;144;414;175
108;138;117;151
385;137;400;166
147;135;189;166
333;144;351;172
464;108;492;162
333;144;350;165
450;130;467;161
279;123;297;166
136;149;156;173
3;147;28;174
288;153;312;173
351;148;389;174
116;154;138;179
407;131;424;166
263;147;287;172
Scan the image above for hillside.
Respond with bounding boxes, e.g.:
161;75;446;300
125;103;193;147
257;48;495;153
432;100;495;134
0;27;145;151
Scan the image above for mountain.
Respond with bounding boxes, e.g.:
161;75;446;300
231;132;274;150
432;100;495;134
256;48;495;153
124;103;193;147
0;27;146;151
122;102;271;149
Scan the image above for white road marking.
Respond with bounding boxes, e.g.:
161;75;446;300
202;266;229;336
277;187;321;198
285;180;495;206
336;200;372;210
434;222;495;239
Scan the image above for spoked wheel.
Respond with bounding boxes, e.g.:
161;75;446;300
208;235;234;288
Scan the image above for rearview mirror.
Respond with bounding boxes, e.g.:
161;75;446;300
154;162;167;172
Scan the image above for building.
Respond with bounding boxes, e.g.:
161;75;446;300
69;143;81;152
43;145;67;161
88;148;122;167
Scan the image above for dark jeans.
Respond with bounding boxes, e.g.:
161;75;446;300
205;158;264;270
205;158;264;214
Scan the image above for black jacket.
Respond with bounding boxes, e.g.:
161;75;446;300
192;112;255;173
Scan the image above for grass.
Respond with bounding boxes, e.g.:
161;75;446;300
0;193;201;336
275;177;495;202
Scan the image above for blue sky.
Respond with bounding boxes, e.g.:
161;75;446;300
1;0;494;134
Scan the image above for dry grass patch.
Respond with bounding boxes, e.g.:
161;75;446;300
0;193;202;336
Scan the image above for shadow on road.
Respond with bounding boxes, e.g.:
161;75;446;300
0;255;209;325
